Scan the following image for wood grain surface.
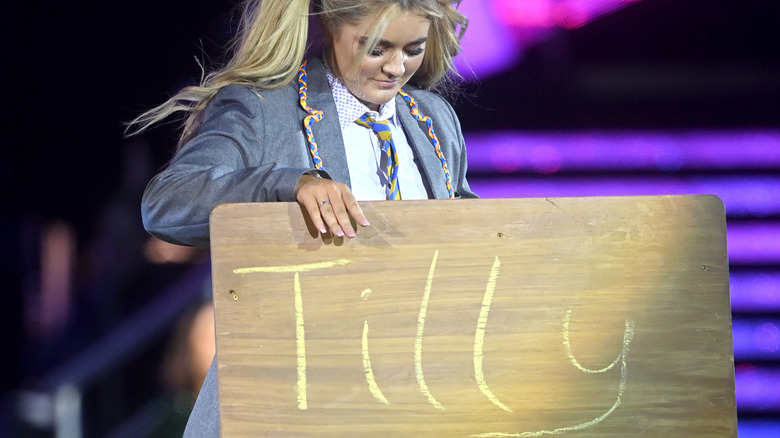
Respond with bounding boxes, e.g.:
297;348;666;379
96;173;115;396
209;195;736;437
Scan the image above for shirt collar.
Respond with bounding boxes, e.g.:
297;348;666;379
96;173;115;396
324;63;397;131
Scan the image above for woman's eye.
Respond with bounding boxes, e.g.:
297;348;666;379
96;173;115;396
368;46;424;57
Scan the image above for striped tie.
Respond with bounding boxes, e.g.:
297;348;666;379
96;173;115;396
355;114;401;200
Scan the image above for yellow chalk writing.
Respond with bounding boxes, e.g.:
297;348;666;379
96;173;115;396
415;250;445;410
294;272;307;410
563;309;620;373
474;257;512;412
362;321;390;404
473;311;635;437
232;259;353;410
233;259;351;274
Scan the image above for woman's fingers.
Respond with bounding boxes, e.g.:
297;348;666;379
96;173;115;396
295;174;369;237
307;198;329;235
340;190;370;228
319;195;350;237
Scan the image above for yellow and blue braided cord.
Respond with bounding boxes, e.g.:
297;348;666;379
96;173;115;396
298;62;324;170
398;89;455;199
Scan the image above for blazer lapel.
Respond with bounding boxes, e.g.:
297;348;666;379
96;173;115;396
396;94;449;199
301;59;352;189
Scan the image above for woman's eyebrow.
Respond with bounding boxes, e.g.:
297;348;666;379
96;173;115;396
403;37;429;46
359;36;429;47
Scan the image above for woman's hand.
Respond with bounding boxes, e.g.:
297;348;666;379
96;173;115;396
295;174;370;238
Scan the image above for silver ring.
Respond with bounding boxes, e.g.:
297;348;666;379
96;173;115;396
320;199;330;206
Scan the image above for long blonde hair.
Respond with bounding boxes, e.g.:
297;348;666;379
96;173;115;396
126;0;467;145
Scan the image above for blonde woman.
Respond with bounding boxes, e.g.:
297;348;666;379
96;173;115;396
131;0;475;434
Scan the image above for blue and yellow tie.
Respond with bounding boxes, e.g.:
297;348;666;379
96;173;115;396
355;114;401;200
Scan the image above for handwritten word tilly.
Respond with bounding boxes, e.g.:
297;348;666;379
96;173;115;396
233;251;635;437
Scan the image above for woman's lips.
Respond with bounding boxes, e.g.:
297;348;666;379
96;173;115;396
373;79;398;88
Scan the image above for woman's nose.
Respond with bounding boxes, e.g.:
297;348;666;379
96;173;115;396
382;51;405;78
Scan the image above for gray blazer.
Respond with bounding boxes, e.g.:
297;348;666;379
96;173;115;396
141;58;476;248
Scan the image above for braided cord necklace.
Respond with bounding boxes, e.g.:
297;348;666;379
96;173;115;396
297;61;455;199
297;63;325;170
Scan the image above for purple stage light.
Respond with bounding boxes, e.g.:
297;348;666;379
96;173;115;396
464;130;780;173
463;129;780;223
731;272;780;313
728;223;780;265
493;0;642;30
738;420;780;438
455;1;648;80
733;320;780;360
454;1;520;80
468;175;780;217
735;364;780;411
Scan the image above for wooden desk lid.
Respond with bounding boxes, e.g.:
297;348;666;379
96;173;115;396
209;195;736;437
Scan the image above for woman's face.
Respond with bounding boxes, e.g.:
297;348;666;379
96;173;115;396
331;11;430;111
